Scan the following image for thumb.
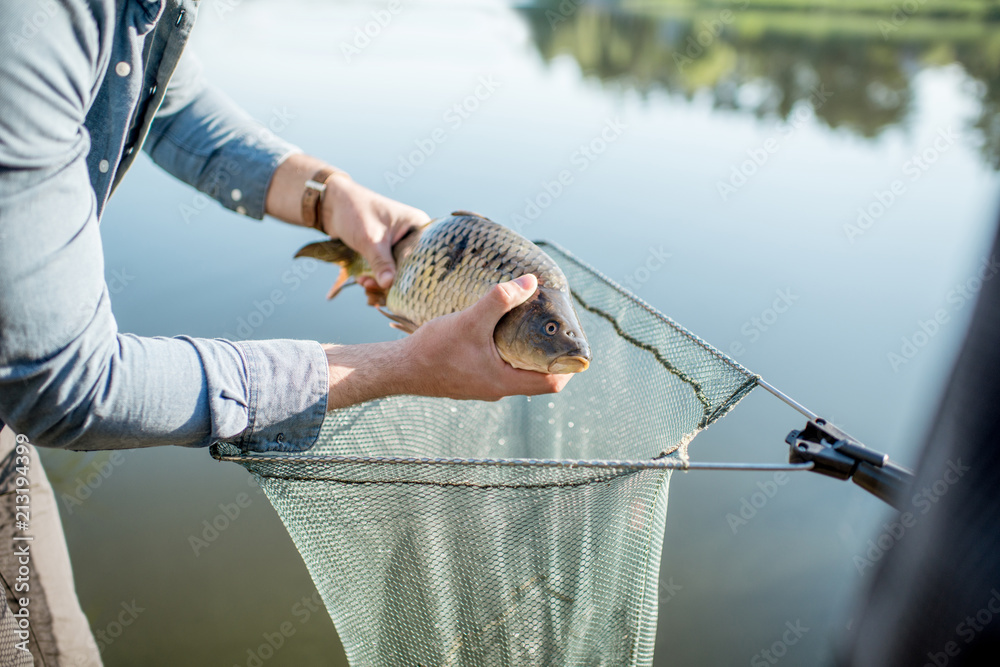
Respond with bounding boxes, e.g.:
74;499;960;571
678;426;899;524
474;275;537;324
364;241;397;290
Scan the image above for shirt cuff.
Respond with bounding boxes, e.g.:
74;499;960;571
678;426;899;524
215;140;301;221
225;339;328;453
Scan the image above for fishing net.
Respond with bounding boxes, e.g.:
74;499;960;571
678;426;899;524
211;241;758;666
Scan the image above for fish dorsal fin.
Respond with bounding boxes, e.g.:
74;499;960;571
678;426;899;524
451;210;492;221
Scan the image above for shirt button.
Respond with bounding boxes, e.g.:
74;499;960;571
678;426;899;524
236;205;248;216
115;61;131;77
98;159;110;173
230;188;242;202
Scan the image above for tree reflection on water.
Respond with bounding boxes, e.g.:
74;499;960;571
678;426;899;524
518;0;1000;168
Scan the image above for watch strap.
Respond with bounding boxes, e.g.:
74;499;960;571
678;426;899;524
301;167;339;232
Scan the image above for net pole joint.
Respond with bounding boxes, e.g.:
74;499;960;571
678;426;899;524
785;419;914;510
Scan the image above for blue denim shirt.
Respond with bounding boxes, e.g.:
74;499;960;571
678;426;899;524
0;0;328;452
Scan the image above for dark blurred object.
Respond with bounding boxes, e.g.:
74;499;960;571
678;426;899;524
841;211;1000;664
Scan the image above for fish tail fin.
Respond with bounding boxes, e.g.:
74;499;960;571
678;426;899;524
325;271;353;300
295;240;368;301
295;239;358;265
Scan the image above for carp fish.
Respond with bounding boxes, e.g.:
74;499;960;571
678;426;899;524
295;211;591;374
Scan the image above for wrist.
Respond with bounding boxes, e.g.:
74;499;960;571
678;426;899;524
263;153;349;229
322;340;412;411
302;167;351;233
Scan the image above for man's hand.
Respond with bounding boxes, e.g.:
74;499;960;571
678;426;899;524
265;153;430;293
321;173;430;292
267;157;570;409
323;275;572;410
400;274;572;401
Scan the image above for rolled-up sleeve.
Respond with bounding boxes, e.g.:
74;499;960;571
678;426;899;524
142;50;301;220
0;2;327;452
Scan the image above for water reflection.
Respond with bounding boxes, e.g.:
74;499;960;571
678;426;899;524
519;0;1000;167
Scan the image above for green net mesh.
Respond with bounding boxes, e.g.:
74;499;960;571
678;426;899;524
212;242;757;666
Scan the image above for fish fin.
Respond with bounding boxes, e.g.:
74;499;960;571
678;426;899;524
376;306;419;334
295;239;359;266
365;286;388;307
451;210;492;221
326;272;355;300
297;240;367;301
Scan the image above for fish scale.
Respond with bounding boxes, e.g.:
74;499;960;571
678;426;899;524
387;215;567;327
294;211;590;374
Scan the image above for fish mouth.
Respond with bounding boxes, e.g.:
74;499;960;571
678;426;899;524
548;355;591;374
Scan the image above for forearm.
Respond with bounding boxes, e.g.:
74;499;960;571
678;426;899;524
2;298;328;452
323;342;411;411
145;78;301;220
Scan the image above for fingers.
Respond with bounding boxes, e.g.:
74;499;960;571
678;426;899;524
471;275;537;328
363;238;397;290
499;367;572;397
324;178;427;291
396;206;432;236
366;209;429;288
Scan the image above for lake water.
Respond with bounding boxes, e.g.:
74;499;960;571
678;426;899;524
38;0;1000;665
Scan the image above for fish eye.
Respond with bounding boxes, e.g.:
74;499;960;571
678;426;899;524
544;321;559;335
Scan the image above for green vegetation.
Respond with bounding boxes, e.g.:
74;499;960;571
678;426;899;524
626;0;1000;19
519;0;1000;168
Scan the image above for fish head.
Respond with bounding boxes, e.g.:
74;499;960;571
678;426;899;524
494;285;591;374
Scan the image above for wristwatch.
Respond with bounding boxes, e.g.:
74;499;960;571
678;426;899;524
301;167;341;232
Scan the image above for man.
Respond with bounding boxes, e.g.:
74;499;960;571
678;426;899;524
0;1;571;663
